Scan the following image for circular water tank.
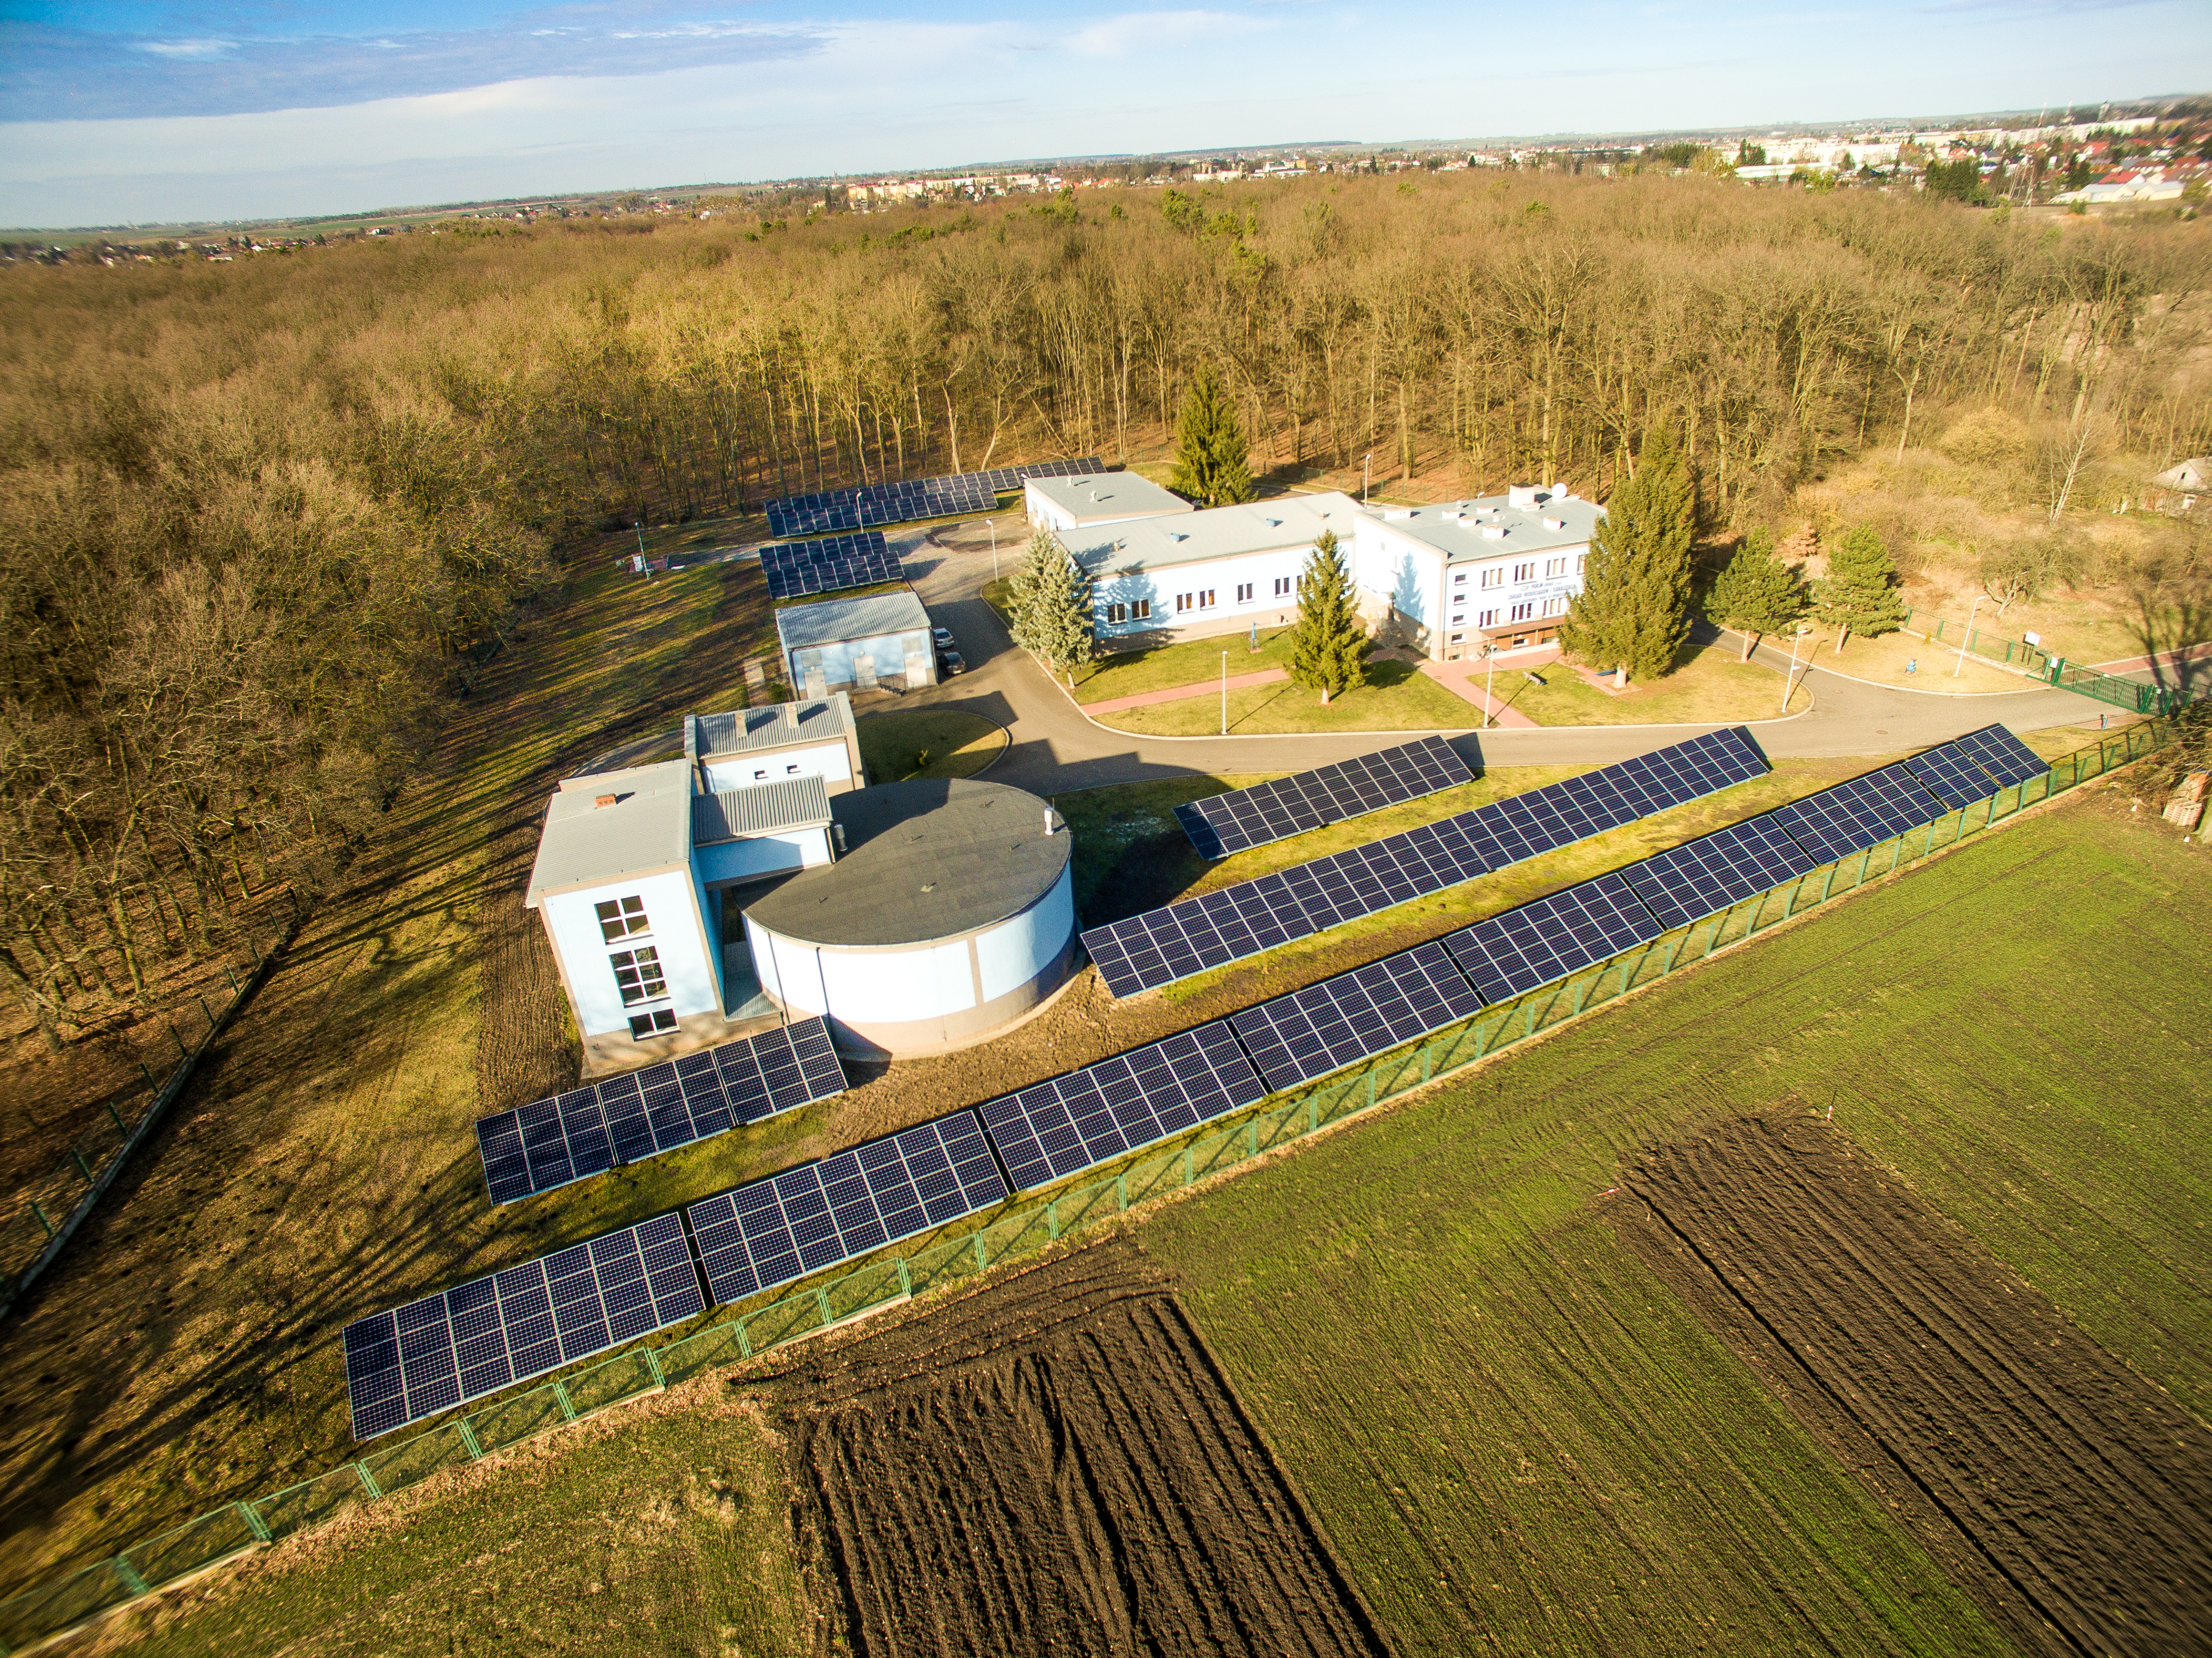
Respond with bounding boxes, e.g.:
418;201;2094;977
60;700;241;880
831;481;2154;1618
740;778;1076;1059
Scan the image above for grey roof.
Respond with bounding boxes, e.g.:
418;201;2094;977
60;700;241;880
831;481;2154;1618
1066;491;1364;576
692;774;833;845
1369;488;1603;564
775;588;931;652
745;779;1071;948
1026;471;1192;525
526;759;693;902
689;695;855;760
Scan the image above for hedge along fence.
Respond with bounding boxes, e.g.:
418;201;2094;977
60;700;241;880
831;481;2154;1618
0;715;2184;1655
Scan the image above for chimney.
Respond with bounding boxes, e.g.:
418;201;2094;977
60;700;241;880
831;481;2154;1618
594;794;619;809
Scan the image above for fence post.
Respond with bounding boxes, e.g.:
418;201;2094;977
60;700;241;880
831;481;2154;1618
1365;1068;1378;1109
1704;907;1730;958
168;1024;187;1061
1887;836;1906;873
237;1499;272;1544
1182;1145;1195;1185
1046;1200;1060;1241
197;994;217;1030
456;1419;485;1459
1116;1172;1130;1211
112;1556;150;1598
139;1061;158;1091
1421;1042;1434;1083
104;1101;128;1137
896;1258;912;1298
28;1200;54;1239
1817;862;1838;904
816;1286;833;1326
644;1347;666;1388
971;1234;988;1272
1571;973;1593;1015
1245;1120;1260;1158
552;1381;577;1423
69;1146;95;1185
354;1461;383;1500
1307;1095;1320;1132
735;1319;753;1359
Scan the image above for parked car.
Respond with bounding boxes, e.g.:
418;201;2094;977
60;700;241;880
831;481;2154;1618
936;648;967;676
931;626;957;651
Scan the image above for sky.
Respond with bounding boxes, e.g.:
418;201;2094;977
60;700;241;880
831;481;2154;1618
2;1;2208;227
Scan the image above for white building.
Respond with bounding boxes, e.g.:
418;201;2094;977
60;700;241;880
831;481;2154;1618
1024;471;1192;533
776;588;938;697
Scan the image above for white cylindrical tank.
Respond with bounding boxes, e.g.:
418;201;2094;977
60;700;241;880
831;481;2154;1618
742;778;1077;1059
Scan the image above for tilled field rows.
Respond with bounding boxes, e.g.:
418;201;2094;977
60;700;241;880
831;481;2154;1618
1622;1116;2212;1658
771;1248;1391;1658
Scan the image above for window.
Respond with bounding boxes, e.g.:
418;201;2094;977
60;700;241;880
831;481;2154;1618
1107;602;1128;624
1449;632;1465;643
1451;612;1465;625
1544;596;1568;618
1132;598;1152;620
1576;553;1587;574
1452;571;1468;586
1176;593;1193;613
610;946;666;1007
1478;608;1498;628
1198;588;1217;608
1273;576;1292;597
1510;602;1534;622
1235;582;1254;603
628;1009;678;1040
1479;567;1504;590
595;895;649;943
1512;561;1536;583
1545;557;1567;578
786;764;801;774
753;768;768;780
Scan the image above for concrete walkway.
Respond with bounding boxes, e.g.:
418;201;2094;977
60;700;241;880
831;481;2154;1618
1413;656;1541;728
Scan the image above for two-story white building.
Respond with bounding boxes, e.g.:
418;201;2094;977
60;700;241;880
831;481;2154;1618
1350;484;1601;660
1024;471;1192;533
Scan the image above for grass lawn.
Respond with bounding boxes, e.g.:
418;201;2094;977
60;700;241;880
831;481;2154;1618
1141;799;2210;1656
1072;625;1297;703
100;1386;811;1657
1803;627;2031;695
1100;656;1477;734
1504;643;1798;724
855;707;1008;783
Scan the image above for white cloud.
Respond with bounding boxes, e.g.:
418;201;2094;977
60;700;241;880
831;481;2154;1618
134;39;237;61
1067;9;1271;56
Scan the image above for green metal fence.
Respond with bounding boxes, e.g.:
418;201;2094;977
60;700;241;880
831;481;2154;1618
0;716;2184;1655
1899;606;2188;716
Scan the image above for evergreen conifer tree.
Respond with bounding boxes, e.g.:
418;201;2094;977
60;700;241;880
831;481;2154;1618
1009;530;1095;687
1286;530;1368;703
1168;364;1255;507
1707;526;1806;659
1812;524;1907;652
1557;428;1697;684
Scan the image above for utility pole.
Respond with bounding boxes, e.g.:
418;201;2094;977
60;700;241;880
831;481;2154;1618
1220;651;1229;736
1363;452;1372;504
1952;593;1986;677
990;518;999;581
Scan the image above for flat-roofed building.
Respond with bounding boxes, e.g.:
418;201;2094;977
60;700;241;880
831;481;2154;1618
775;588;937;697
1351;484;1601;659
1024;471;1192;533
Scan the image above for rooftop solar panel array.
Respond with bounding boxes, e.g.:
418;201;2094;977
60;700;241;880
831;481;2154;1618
686;1112;1007;1306
1173;737;1474;859
1083;727;1766;998
475;1019;847;1205
1770;763;1945;864
343;1213;702;1440
763;458;1102;538
758;531;903;599
975;1024;1267;1190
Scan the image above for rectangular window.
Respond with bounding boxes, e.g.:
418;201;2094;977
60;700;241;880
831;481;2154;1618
1235;582;1254;603
1452;571;1468;586
628;1008;678;1040
1176;593;1193;613
1449;632;1464;643
786;764;801;774
1478;608;1498;628
1577;554;1588;574
1512;561;1536;583
595;895;649;943
1545;557;1567;578
1274;576;1292;597
1107;602;1128;624
753;768;768;780
1132;598;1151;620
1510;602;1534;622
1198;588;1216;608
1451;613;1465;625
610;946;666;1007
1479;568;1504;590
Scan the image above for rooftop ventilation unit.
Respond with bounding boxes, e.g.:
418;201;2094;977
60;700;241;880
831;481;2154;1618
1480;525;1506;540
1507;483;1540;509
1543;516;1566;531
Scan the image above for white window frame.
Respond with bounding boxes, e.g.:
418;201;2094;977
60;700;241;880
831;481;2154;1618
595;895;650;943
1479;567;1504;590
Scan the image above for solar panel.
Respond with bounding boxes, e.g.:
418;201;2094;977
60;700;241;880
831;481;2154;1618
1441;870;1665;1005
1619;815;1818;932
1174;737;1474;858
686;1110;1008;1306
1228;940;1482;1092
1950;723;2048;789
761;460;1100;539
474;1018;847;1205
974;1021;1269;1190
758;531;902;599
1084;729;1768;998
1770;763;1945;865
1901;738;2004;809
342;1212;703;1440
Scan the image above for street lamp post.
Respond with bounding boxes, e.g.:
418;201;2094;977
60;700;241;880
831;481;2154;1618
1220;651;1228;736
1952;593;1987;677
1781;625;1806;713
1483;641;1498;730
1363;452;1372;504
989;518;999;582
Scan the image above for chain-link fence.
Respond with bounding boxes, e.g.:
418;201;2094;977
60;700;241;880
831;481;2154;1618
1898;606;2187;716
0;716;2182;1655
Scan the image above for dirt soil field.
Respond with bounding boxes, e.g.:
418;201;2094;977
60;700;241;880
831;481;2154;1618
768;1243;1391;1658
1620;1115;2212;1658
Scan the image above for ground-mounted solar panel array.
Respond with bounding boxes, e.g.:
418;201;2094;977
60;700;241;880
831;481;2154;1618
474;1018;847;1205
346;723;2047;1441
757;531;904;600
764;457;1103;538
1084;727;1767;998
1172;736;1475;859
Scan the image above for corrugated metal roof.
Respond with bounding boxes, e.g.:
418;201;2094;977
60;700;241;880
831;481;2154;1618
774;588;932;651
692;774;833;845
526;759;695;901
690;695;855;759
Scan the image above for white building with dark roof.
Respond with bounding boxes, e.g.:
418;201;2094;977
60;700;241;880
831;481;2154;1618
1353;484;1600;658
775;588;938;696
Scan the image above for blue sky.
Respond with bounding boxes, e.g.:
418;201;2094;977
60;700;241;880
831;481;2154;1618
3;1;2207;226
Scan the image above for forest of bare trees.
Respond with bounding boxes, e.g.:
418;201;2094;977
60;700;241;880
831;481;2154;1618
2;170;2206;1047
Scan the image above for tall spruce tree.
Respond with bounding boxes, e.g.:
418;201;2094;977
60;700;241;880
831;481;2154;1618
1707;527;1806;659
1168;364;1255;507
1286;530;1368;703
1009;530;1095;687
1813;524;1907;653
1557;428;1697;684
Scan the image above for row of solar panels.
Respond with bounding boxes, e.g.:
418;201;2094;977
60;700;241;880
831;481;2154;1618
757;531;904;601
1172;736;1474;860
345;723;2046;1441
1084;727;1770;999
764;458;1103;538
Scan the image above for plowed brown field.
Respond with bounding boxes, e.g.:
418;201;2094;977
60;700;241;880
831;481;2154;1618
1620;1115;2212;1658
769;1246;1391;1658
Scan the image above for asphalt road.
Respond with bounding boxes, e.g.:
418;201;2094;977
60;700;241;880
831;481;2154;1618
891;515;2142;796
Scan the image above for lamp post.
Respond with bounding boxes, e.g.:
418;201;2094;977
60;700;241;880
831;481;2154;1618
989;517;999;581
1363;451;1372;504
1220;651;1229;736
1482;641;1498;730
1781;625;1806;713
1952;592;1986;677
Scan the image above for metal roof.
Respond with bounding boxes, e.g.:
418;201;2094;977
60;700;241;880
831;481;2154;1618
774;588;932;652
1025;471;1191;525
692;775;833;845
1065;491;1364;576
1368;489;1603;563
688;695;856;760
745;779;1071;948
525;759;694;902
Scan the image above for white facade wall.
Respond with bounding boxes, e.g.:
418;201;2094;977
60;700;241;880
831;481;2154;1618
975;867;1074;1002
543;867;717;1039
1092;548;1310;640
1352;517;1590;659
815;939;978;1022
702;741;852;793
693;826;831;889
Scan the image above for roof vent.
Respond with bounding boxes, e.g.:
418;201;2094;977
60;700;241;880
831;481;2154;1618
594;793;619;809
1507;483;1540;509
1441;509;1464;523
1480;525;1506;540
1542;516;1566;531
1383;508;1414;521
